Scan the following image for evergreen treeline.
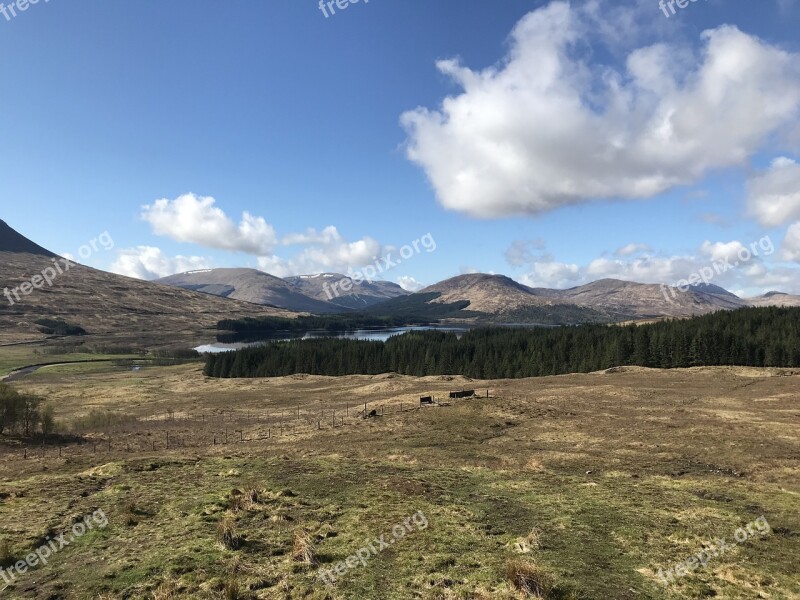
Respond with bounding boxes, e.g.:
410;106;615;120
217;314;428;334
204;307;800;379
217;293;480;337
34;318;86;336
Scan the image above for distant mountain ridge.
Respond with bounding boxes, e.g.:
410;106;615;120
5;219;800;330
416;274;798;322
286;273;409;310
156;267;800;322
156;269;411;313
156;268;344;314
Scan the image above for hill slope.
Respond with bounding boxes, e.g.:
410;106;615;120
286;273;410;310
548;279;748;319
421;274;554;314
156;268;343;313
748;291;800;307
417;274;760;322
0;219;57;257
0;223;296;346
418;274;607;323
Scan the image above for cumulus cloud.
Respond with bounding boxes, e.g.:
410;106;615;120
747;157;800;227
699;240;751;264
782;222;800;261
519;261;581;289
281;226;343;246
504;239;547;266
142;194;277;255
615;243;650;257
139;194;391;279
508;236;793;294
584;255;696;284
111;247;212;280
397;276;425;292
401;1;800;218
257;232;384;277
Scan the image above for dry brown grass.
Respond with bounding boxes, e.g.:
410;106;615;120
151;579;180;600
1;364;798;599
217;518;242;551
291;529;317;565
221;578;243;600
505;559;555;598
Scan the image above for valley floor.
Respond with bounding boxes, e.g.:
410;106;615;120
0;363;798;599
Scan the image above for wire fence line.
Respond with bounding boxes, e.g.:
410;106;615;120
0;390;498;464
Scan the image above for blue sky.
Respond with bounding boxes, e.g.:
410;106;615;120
2;0;800;296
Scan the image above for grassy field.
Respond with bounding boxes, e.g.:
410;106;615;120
0;358;798;599
0;345;148;379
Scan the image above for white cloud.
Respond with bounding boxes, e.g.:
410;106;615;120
615;243;650;257
782;222;800;261
257;231;384;277
111;247;212;280
402;1;800;218
140;193;394;279
508;234;796;294
584;255;695;284
699;240;750;264
519;261;581;289
281;226;342;246
747;157;800;227
504;239;547;266
255;256;293;279
142;194;277;255
397;276;425;292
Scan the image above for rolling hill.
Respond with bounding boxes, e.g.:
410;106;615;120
0;221;296;346
417;274;608;324
286;273;409;310
156;268;343;314
411;274;779;323
748;291;800;307
546;278;748;319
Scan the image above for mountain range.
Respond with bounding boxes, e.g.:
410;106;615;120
159;269;800;322
2;219;799;345
155;269;409;313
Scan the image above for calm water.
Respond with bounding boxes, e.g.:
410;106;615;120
194;325;470;354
